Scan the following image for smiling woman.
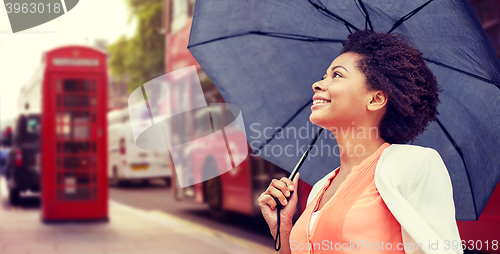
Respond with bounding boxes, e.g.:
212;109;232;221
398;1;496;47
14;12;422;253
310;52;378;134
258;30;462;254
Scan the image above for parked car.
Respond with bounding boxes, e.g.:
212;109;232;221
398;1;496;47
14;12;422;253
107;108;171;187
4;114;41;204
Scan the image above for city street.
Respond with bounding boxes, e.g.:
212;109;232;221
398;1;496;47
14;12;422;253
109;179;275;248
0;0;499;254
0;177;275;254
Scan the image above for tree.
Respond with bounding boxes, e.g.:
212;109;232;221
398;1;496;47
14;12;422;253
108;0;165;92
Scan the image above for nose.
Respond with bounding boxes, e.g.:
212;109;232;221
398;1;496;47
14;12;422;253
312;80;326;92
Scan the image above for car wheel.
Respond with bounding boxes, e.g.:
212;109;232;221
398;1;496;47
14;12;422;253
205;176;227;221
204;159;227;221
109;167;119;187
117;179;129;188
164;177;171;187
9;187;20;205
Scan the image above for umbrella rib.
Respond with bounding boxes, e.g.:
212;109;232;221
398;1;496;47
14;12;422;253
356;0;373;31
424;58;498;87
307;0;360;32
188;31;345;49
250;31;345;43
388;0;435;33
435;118;478;219
254;100;313;152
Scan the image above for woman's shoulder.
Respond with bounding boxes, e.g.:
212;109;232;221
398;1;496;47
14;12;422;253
379;144;442;170
384;143;438;156
376;143;449;192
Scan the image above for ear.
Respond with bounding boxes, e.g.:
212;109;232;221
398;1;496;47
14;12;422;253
367;90;387;112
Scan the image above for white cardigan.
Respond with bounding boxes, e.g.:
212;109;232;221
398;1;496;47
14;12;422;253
306;144;463;254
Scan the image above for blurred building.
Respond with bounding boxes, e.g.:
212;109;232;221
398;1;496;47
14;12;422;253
108;76;129;111
92;39;129;111
162;0;198;73
94;39;108;54
469;0;500;57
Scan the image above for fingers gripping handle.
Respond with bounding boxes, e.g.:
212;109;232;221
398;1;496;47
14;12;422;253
272;128;323;251
272;185;293;250
272;191;294;209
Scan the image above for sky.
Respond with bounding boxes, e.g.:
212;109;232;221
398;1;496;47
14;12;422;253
0;0;137;124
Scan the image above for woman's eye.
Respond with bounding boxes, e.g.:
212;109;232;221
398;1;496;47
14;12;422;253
322;72;341;80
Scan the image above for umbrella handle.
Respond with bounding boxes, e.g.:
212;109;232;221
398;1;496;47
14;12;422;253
272;128;324;251
274;196;282;251
288;128;324;181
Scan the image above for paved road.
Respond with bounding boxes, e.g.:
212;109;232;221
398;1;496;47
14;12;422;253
0;177;488;254
0;177;275;250
108;179;275;249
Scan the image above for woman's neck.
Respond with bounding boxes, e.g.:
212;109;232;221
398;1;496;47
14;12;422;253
327;122;386;175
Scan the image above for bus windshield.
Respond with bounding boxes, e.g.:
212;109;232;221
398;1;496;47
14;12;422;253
26;118;40;135
19;115;41;143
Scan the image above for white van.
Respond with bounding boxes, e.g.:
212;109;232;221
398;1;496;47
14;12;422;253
107;108;171;186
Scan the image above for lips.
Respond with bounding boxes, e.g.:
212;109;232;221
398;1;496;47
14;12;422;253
313;99;330;105
312;96;331;105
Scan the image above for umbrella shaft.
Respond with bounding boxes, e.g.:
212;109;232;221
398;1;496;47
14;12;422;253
289;128;324;181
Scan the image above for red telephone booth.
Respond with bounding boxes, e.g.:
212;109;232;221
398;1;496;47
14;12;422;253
38;46;108;221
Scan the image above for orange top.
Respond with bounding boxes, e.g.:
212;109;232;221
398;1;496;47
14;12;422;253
289;142;405;253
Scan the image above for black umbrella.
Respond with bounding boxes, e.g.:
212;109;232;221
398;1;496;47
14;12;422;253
187;0;500;221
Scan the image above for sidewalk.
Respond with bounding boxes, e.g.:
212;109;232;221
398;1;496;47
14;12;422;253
0;199;275;254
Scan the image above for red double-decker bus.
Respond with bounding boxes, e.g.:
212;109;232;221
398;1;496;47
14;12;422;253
163;0;312;220
17;45;108;221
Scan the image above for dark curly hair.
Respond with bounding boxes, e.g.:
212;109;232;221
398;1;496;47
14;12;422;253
340;29;441;144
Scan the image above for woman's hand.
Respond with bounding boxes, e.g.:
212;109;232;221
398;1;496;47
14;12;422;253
258;173;300;239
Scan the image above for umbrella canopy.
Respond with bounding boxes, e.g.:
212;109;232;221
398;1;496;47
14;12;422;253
187;0;500;221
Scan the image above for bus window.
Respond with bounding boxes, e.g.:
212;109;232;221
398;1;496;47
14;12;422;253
193;107;213;140
209;104;223;131
223;105;237;127
188;0;196;17
26;118;40;135
121;115;129;124
170;0;189;34
17;115;40;144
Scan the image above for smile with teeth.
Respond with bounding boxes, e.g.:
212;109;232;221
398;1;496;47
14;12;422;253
313;99;330;105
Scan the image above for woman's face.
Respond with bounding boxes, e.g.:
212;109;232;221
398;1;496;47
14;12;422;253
309;52;376;129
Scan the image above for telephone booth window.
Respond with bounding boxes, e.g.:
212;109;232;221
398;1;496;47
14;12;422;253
55;79;98;201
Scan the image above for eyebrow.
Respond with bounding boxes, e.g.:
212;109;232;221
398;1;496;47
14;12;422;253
324;65;348;77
